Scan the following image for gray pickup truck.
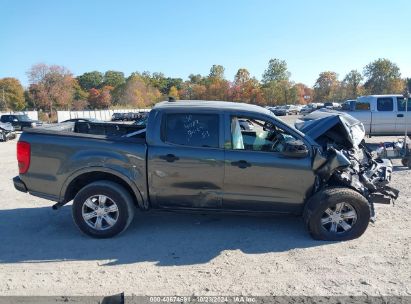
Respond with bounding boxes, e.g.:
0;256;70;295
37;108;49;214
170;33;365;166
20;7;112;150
343;95;411;136
14;100;398;241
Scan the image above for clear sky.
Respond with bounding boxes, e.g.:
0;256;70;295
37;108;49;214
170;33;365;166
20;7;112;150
1;0;410;87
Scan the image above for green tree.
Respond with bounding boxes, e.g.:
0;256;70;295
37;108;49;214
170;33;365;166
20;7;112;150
363;58;402;94
313;71;340;102
72;79;89;110
342;70;363;99
103;71;125;88
263;80;295;105
0;77;26;110
77;71;103;90
209;65;225;80
406;78;411;93
188;74;204;84
163;78;183;95
234;68;251;86
262;58;290;84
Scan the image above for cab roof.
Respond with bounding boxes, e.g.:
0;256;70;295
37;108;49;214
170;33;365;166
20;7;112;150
153;100;272;115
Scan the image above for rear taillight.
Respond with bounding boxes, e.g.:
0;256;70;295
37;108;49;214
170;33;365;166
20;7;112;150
17;141;31;174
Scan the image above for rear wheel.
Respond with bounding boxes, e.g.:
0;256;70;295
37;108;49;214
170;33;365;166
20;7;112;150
303;187;371;241
72;181;135;238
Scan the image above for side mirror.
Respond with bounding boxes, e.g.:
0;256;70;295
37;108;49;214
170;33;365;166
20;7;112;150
282;140;309;158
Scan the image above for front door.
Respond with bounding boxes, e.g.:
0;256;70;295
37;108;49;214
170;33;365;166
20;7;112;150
395;96;411;134
372;97;397;134
148;112;224;209
223;114;315;213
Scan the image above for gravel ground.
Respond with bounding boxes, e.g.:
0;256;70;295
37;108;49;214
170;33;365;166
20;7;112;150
0;122;410;296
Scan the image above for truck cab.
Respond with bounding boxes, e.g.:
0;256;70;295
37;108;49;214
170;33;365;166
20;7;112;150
346;95;411;136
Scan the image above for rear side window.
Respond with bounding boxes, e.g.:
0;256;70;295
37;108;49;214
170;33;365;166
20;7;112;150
354;101;370;111
165;113;219;148
377;98;393;111
397;97;411;111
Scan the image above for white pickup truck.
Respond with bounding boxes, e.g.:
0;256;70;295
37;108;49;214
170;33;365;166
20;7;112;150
345;95;411;136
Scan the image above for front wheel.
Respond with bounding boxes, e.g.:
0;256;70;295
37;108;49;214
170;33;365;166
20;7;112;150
0;132;7;142
303;187;371;241
72;181;135;238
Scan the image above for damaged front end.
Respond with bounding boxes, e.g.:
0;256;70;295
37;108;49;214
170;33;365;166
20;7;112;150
296;109;399;215
0;122;16;142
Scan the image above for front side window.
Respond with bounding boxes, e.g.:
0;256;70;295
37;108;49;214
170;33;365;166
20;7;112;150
397;97;411;111
231;116;297;153
165;113;219;148
377;98;393;111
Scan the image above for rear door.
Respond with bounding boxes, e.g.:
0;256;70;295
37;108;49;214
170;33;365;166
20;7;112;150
223;113;315;213
395;96;411;134
372;97;397;134
148;111;225;209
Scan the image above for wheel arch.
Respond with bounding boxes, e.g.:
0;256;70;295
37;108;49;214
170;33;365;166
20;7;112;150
60;167;147;210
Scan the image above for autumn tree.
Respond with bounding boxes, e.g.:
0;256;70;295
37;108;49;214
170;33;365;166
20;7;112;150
294;83;313;104
87;86;113;109
120;75;161;108
179;82;207;100
313;71;340;102
168;86;179;99
27;64;75;111
363;58;403;94
262;58;290;84
77;71;103;90
201;65;229;100
231;69;263;104
0;77;26;110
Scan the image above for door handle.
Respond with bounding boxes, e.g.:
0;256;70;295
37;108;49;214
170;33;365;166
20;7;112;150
397;114;404;117
231;160;251;169
159;154;179;162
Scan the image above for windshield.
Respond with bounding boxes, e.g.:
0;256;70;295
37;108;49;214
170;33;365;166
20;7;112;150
16;115;31;121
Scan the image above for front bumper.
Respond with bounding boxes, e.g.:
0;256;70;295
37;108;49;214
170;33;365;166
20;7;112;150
13;176;27;193
363;158;399;204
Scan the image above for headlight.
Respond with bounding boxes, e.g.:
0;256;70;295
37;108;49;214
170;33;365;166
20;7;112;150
31;122;36;127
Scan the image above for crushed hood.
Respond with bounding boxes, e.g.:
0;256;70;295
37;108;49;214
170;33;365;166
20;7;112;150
0;122;14;132
295;109;365;149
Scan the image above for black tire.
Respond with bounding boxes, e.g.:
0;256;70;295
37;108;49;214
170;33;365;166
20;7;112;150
303;187;371;241
72;181;135;238
0;132;6;142
401;158;409;167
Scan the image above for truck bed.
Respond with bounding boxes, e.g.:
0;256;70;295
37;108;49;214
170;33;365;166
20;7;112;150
25;121;146;140
18;121;148;205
